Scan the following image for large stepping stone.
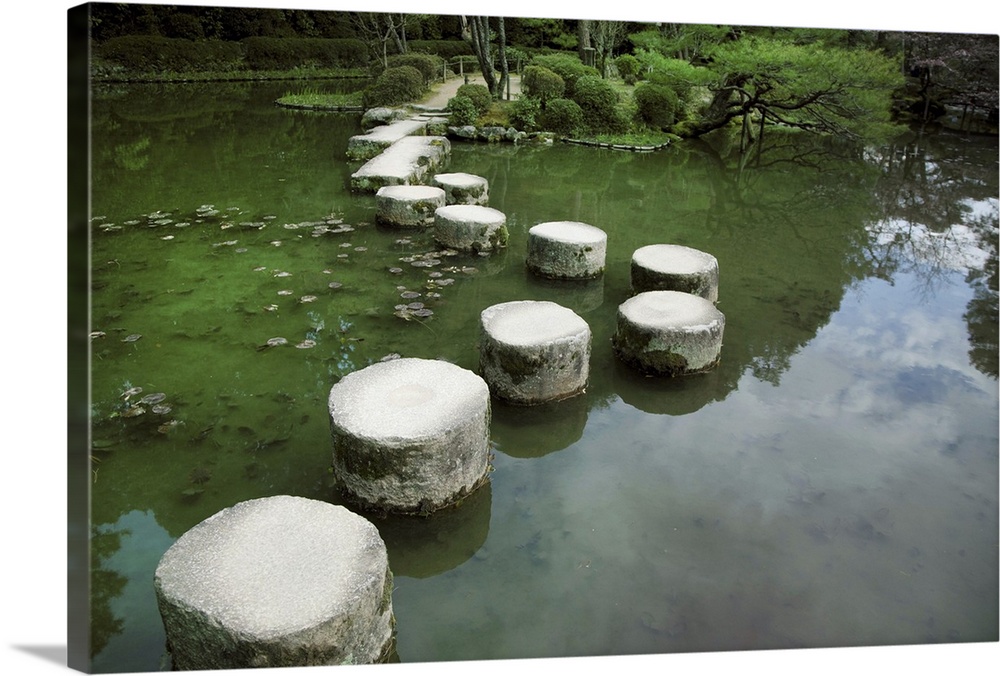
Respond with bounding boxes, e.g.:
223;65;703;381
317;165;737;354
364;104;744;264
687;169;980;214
347;118;428;160
432;172;490;205
526;221;607;279
433;204;509;253
328;357;491;514
350;136;451;192
375;185;447;228
479;300;591;405
612;290;725;376
154;495;394;670
631;244;720;302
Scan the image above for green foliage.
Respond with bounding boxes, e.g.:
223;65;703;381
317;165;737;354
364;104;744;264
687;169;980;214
385;52;445;84
614;54;641;85
633;83;680;129
572;75;628;133
362;66;426;108
521;65;565;103
277;89;363;109
161;12;205;40
528;54;600;97
540;98;584;136
98;36;244;72
446;95;479;126
507;17;575;50
240;37;369;70
509;96;542;132
629;24;732;62
408;40;474;60
704;36;904;142
456;84;493;113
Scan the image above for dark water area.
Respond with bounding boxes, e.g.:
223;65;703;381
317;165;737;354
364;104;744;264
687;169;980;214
85;81;998;671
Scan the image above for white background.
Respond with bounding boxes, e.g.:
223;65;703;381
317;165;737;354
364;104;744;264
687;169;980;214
2;1;997;675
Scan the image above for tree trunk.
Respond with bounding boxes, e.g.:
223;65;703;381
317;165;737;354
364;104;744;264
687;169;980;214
497;17;509;100
577;20;591;61
467;16;498;97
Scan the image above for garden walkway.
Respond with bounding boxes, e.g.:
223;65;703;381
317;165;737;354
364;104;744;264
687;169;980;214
418;72;522;110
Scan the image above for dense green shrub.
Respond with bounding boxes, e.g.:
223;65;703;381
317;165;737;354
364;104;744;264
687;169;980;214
385;53;445;84
615;54;641;85
446;95;479;126
540;98;584;136
242;37;369;70
520;65;565;103
362;66;426;108
98;36;244;72
528;54;599;97
161;12;205;40
408;40;474;60
508;96;542;131
572;75;627;133
633;83;680;129
456;84;493;113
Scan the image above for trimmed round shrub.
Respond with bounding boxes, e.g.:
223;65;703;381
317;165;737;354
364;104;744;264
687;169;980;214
634;83;680;129
540;98;584;136
572;75;627;133
509;96;542;132
529;54;599;97
521;65;565;103
385;52;445;84
362;65;426;108
615;54;641;85
456;83;493;114
447;95;478;126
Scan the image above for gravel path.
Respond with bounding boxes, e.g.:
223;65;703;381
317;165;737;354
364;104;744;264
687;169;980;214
419;72;522;109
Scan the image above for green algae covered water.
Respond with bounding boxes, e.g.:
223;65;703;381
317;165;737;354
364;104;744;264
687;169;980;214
86;81;998;671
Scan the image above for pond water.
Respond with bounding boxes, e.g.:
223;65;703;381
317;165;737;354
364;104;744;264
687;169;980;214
85;81;998;672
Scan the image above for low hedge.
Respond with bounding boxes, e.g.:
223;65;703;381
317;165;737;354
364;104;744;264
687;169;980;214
242;37;369;70
97;35;369;74
97;36;244;72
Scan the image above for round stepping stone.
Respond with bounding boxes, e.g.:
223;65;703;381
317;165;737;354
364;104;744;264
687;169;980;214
328;357;491;514
154;496;394;670
612;290;725;376
631;244;719;302
432;172;490;205
479;300;591;405
375;184;446;228
433;204;509;253
526;221;607;279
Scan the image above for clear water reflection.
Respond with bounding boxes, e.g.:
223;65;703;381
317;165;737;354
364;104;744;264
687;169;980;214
87;82;997;671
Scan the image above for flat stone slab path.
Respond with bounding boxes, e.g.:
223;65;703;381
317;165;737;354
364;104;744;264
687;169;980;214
350;136;451;192
348;118;430;160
